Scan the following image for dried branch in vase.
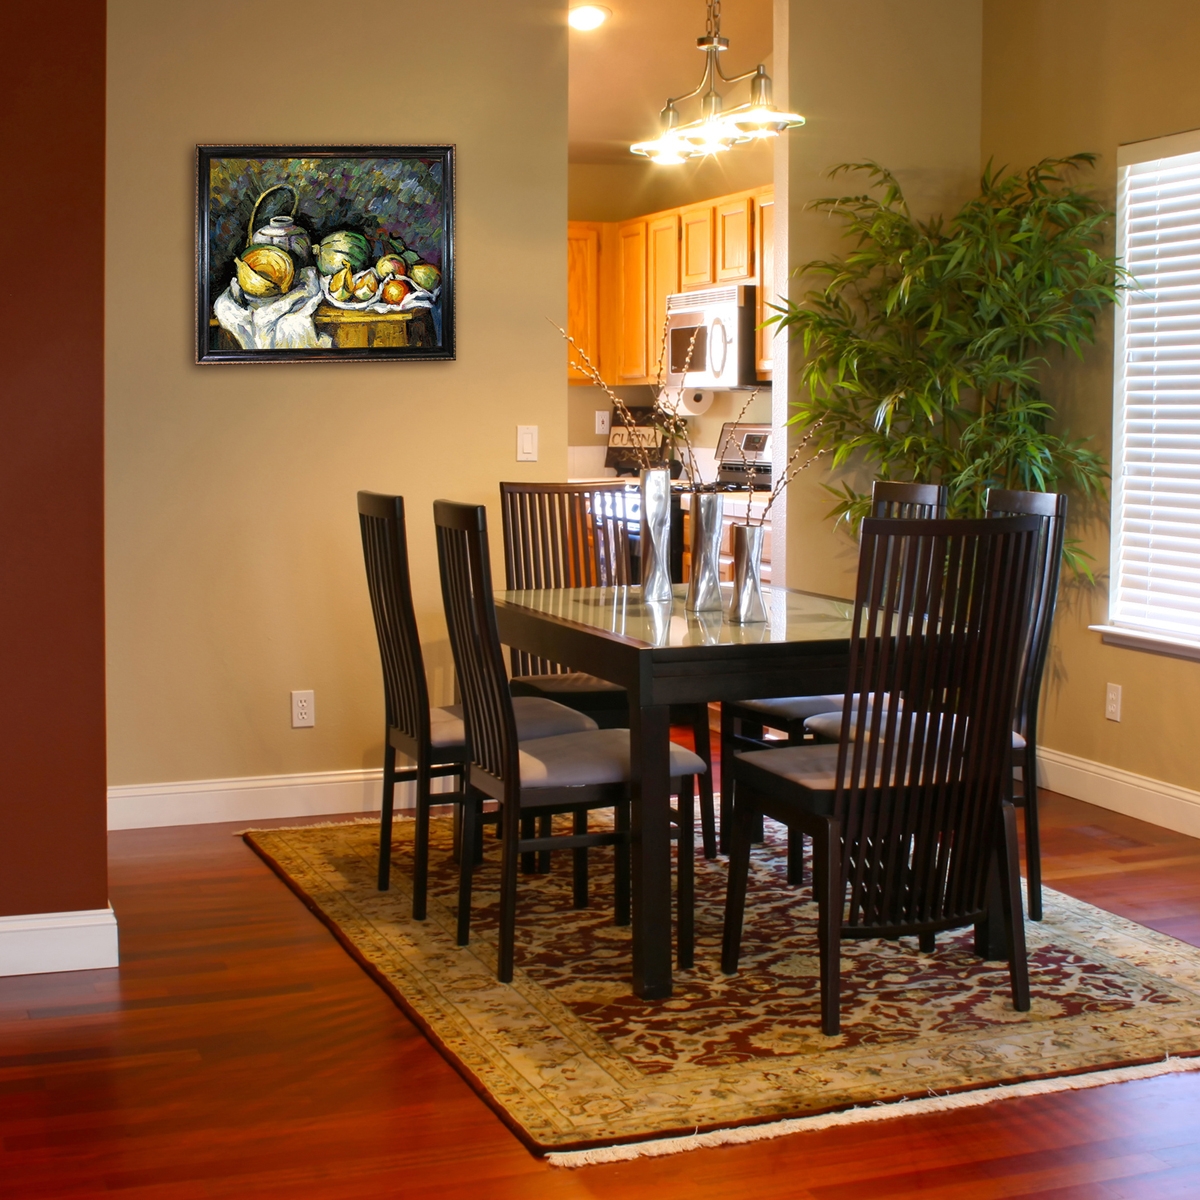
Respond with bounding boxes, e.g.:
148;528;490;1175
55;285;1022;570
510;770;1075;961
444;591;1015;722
752;419;828;527
730;388;762;493
552;320;654;471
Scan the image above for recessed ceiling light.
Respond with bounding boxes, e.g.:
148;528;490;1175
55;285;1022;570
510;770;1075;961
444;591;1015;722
569;5;610;31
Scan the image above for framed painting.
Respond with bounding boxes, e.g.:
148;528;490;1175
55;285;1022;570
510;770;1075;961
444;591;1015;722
196;144;454;364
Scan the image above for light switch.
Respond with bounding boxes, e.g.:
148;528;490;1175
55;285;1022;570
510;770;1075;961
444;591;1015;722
516;425;538;462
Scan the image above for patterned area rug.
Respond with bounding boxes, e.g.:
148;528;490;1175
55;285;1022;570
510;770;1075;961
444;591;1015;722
244;815;1200;1156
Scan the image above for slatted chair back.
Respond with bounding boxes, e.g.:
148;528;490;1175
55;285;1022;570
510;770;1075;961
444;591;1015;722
358;492;430;749
984;489;1068;743
833;515;1040;935
870;480;948;519
434;500;520;791
500;480;635;677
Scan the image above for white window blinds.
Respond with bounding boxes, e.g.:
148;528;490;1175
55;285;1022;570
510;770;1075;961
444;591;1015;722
1112;138;1200;641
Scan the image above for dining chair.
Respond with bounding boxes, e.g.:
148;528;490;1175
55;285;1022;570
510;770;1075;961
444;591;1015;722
983;488;1067;921
798;489;1068;921
721;514;1041;1035
500;480;718;861
434;499;707;981
357;492;600;927
718;480;949;853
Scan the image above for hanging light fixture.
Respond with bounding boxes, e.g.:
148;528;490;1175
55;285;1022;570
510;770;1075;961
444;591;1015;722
631;0;804;165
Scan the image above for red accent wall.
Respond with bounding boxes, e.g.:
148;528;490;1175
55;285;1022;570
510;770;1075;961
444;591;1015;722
0;1;108;916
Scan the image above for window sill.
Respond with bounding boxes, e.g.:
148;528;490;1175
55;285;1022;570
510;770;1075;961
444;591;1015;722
1089;624;1200;662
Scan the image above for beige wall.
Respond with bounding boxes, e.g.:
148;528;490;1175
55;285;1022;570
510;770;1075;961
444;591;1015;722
106;0;567;787
569;144;774;223
983;0;1200;790
779;0;984;596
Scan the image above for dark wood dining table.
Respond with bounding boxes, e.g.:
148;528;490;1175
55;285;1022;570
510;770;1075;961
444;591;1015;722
493;581;855;1000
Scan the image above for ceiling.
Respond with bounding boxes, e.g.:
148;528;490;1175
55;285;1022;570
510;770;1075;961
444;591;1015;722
568;0;773;165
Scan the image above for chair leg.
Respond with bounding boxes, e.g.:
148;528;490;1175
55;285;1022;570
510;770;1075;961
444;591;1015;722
451;797;463;865
719;705;735;855
999;803;1031;1012
378;740;397;892
814;816;842;1036
520;814;537;874
1023;743;1043;921
498;804;521;983
614;801;631;927
919;930;935;953
691;707;717;860
720;795;755;974
412;759;431;920
456;793;478;947
786;821;805;887
676;777;695;970
572;809;589;910
537;813;553;874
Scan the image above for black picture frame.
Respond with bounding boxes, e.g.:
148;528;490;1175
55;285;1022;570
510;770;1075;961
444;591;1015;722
196;144;455;364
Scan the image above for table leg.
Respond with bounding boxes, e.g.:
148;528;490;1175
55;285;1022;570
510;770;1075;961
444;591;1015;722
630;700;673;999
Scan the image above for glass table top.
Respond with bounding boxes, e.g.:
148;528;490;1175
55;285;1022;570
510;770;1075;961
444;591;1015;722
498;583;854;649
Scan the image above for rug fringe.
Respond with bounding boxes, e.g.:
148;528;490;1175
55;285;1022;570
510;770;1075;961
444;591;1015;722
546;1055;1200;1168
236;816;389;836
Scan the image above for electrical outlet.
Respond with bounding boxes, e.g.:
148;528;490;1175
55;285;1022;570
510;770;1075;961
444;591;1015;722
1105;682;1122;722
516;425;538;462
595;410;610;436
291;689;315;728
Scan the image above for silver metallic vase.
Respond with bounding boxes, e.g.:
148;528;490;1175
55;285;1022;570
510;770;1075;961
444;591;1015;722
727;523;767;624
685;491;724;613
639;467;673;603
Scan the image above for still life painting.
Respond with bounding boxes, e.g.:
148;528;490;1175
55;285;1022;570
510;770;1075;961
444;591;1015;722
196;144;454;364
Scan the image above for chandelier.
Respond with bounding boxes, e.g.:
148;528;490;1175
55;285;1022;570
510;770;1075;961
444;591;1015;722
631;0;804;165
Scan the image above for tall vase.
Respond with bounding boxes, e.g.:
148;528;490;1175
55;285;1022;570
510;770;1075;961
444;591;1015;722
639;467;673;603
727;522;767;624
685;491;724;613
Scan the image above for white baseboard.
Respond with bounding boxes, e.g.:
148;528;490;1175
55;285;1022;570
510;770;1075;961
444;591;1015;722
1038;747;1200;840
0;905;119;977
107;766;451;831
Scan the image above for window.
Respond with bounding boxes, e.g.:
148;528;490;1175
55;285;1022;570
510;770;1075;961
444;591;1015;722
1104;130;1200;657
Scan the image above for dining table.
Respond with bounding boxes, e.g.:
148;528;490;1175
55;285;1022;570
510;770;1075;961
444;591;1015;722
493;581;855;1000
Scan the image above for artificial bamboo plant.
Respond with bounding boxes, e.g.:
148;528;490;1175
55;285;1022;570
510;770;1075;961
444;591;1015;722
772;154;1126;570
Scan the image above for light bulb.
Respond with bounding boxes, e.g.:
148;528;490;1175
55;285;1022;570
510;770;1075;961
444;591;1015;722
568;5;610;31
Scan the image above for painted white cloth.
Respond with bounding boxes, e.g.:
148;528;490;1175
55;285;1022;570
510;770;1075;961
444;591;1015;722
213;266;331;351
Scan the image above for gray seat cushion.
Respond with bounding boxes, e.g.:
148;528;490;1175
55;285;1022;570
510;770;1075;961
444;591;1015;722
508;672;624;700
805;706;1027;751
736;739;937;792
803;696;902;741
735;694;847;724
429;697;598;749
736;743;842;791
518;728;706;789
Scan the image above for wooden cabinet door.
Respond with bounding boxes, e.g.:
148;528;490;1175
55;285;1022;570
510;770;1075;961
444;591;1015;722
647;212;680;380
756;192;775;379
616;219;649;384
715;196;754;283
680;204;714;289
566;221;601;383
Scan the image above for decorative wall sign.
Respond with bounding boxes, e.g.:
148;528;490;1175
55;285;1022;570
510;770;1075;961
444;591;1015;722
196;144;454;364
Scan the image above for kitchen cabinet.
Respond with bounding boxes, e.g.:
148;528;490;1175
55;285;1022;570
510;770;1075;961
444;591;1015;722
755;192;775;379
647;212;680;379
567;221;602;383
566;185;774;385
715;196;755;283
680;204;715;289
616;219;649;384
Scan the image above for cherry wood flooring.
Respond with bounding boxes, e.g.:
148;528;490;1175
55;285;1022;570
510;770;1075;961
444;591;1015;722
3;790;1200;1198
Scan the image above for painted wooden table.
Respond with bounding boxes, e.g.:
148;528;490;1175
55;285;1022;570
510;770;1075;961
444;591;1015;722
493;582;854;1000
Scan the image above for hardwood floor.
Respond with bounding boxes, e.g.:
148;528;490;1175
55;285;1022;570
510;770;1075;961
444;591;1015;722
3;791;1200;1198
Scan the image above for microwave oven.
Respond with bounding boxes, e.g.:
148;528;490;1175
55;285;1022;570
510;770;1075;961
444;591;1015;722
664;285;758;390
